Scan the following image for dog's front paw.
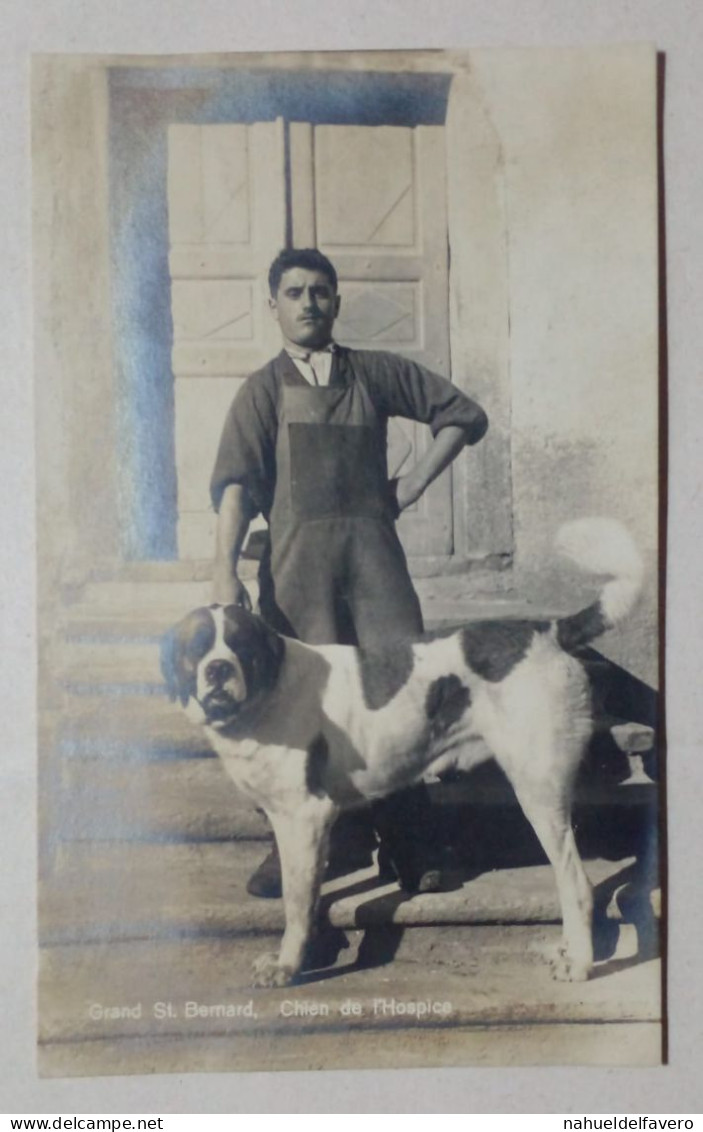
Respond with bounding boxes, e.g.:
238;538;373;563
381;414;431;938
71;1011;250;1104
252;951;296;988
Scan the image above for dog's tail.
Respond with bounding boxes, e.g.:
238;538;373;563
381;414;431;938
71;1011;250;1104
554;518;644;652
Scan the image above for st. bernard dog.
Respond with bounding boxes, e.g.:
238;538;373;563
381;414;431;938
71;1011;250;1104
161;518;644;988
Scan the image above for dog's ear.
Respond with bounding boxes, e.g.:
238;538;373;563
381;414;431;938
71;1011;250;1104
160;628;189;706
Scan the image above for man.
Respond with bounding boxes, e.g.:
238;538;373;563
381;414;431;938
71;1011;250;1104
211;248;488;897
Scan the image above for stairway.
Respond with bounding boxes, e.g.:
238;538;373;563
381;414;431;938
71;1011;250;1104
37;569;663;1076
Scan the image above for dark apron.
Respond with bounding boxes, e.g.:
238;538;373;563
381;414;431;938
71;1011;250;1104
258;350;438;886
259;351;423;648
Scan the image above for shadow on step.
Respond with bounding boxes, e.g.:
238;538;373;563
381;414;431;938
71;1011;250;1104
301;845;660;985
300;747;660;983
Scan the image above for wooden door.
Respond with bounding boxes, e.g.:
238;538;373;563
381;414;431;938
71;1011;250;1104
167;121;286;559
290;122;454;559
168;119;454;563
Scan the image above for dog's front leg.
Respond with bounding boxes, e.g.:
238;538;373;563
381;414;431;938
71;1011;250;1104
251;800;335;989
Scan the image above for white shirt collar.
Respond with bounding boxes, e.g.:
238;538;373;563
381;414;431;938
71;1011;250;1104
285;342;336;386
285;341;336;362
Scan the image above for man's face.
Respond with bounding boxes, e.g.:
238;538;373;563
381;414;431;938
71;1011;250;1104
269;267;341;351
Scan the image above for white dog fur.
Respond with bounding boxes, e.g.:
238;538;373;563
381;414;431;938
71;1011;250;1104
161;518;643;988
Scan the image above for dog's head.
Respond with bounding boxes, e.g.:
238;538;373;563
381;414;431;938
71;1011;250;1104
160;605;285;730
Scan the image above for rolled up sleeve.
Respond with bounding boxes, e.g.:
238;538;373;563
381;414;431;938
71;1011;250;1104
210;374;277;517
365;352;488;444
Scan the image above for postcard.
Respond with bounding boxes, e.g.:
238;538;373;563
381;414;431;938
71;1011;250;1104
33;45;661;1077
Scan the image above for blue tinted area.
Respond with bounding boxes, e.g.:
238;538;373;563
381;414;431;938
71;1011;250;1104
108;67;451;558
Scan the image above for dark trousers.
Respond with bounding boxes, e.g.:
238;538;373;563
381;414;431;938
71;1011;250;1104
259;518;440;886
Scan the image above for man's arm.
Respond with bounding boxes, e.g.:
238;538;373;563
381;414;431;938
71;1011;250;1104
394;425;467;512
210;367;278;606
361;352;488;513
213;483;255;607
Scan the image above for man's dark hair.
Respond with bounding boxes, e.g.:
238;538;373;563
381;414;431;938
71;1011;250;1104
268;248;338;296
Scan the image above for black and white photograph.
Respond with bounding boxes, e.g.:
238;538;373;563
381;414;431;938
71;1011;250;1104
32;46;661;1078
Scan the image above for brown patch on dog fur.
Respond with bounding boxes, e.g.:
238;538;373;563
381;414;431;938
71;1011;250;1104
461;620;550;683
222;606;286;700
161;608;216;705
425;675;471;738
306;733;330;798
356;641;415;710
556;601;609;653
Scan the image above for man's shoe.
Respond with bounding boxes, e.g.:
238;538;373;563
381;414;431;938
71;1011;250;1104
415;867;443;894
246;844;282;899
377;844;443;894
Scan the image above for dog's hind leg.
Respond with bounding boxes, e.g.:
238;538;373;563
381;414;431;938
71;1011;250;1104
508;776;594;982
251;799;336;988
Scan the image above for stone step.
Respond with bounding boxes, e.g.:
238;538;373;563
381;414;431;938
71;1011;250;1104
60;640;164;690
55;754;657;845
57;602;590;690
38;1020;663;1077
81;559;218;584
58;694;208;759
60;608;535;687
67;560;257;616
59;757;265;841
56;661;655;802
74;555;512;588
57;682;652;775
415;585;549;627
38;922;660;1050
64;612;189;642
40;840;650;946
63;604;542;644
62;584;549;645
74;580;217;617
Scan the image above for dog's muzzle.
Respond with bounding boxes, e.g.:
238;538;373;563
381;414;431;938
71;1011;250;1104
200;658;243;723
201;690;239;723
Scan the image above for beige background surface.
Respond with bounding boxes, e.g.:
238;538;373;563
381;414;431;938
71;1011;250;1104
2;0;702;1115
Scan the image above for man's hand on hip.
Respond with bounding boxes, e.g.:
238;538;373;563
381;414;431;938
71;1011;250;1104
394;473;425;512
394;426;468;513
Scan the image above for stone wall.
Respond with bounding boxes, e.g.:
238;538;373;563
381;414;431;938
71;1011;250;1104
460;47;659;683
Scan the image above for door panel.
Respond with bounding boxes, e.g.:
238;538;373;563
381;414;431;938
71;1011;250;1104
297;123;453;557
169;119;453;562
315;126;416;248
168;121;286;558
174;376;246;560
333;282;418;345
168;123;251;246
